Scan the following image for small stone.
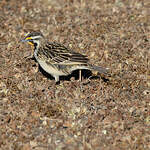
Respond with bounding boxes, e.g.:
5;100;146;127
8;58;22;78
30;141;37;147
102;130;107;135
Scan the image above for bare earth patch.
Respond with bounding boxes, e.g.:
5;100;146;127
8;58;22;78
0;0;149;149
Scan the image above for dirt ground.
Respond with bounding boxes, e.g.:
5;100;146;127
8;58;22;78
0;0;150;149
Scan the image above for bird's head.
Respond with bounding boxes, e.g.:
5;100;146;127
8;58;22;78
21;31;44;47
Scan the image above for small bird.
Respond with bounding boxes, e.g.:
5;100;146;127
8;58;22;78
21;31;108;83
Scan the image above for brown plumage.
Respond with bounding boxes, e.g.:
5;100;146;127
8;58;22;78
21;31;108;82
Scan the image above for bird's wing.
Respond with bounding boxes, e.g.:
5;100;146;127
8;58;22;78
41;42;89;65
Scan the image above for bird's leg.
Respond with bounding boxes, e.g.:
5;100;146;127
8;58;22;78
79;70;82;81
37;64;40;72
54;76;60;84
25;54;34;60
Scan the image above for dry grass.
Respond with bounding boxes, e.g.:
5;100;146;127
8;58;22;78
0;0;150;149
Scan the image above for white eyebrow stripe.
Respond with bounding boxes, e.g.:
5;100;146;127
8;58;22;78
32;35;42;39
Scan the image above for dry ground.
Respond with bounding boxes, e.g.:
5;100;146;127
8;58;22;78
0;0;150;149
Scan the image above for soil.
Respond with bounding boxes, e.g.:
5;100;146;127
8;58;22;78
0;0;150;149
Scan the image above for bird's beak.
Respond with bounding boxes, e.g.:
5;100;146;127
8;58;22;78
20;39;27;42
20;37;34;46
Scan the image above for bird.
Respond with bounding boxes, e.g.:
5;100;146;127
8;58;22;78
21;31;108;83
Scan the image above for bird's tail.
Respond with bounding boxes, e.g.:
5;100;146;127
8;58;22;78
89;64;108;75
70;64;109;75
